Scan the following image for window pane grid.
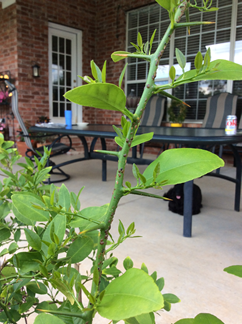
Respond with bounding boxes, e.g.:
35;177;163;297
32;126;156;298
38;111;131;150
172;0;232;119
127;1;238;120
51;35;72;118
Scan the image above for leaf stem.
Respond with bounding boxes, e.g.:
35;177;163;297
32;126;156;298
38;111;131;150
129;190;170;200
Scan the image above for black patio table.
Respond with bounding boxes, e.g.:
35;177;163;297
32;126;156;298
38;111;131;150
30;124;242;237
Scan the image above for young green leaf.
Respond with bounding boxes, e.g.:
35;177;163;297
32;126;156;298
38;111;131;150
97;268;164;320
14;229;21;242
131;132;154;148
176;48;186;70
119;63;128;88
155;0;171;11
34;313;66;324
141;263;148;274
149;29;157;54
58;183;70;210
24;229;42;251
118;220;125;236
224;265;242;278
125;181;132;189
156;277;165;291
164;300;171;312
121;115;127;129
138;173;146;185
113;125;123;139
123;121;130;138
102;60;107;83
93;266;99;287
111;51;130;62
194;52;203;71
132;163;139;181
150;271;157;282
64;83;127;115
137;32;143;49
115;136;124;148
8;242;18;254
203;47;211;70
67;236;94;263
130;42;140;52
169;66;176;82
126;222;135;235
176;59;242;83
144;41;149;54
142;148;224;187
91;60;102;82
91;60;98;80
123;256;134;270
12;193;49;223
163;293;180;304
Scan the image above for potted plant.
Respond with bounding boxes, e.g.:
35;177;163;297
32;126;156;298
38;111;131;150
168;100;187;127
0;1;241;323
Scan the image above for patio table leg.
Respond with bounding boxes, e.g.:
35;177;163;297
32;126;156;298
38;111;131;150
229;144;241;211
183;180;193;237
101;138;107;182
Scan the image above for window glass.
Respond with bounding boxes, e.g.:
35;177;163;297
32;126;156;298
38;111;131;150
127;1;237;120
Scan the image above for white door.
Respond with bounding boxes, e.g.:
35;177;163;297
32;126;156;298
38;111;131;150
48;23;82;124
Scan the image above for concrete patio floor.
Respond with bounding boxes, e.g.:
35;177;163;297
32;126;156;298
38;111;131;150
8;152;242;323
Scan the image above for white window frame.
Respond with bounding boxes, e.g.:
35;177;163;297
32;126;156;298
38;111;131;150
48;22;83;123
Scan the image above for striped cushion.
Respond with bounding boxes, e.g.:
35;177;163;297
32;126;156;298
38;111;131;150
203;93;238;128
140;95;166;126
239;113;242;130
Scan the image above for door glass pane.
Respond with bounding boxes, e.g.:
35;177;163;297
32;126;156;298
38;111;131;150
59;88;65;101
51;34;72;118
52;36;57;51
59;54;65;69
53;87;58;101
53;102;58;117
59;37;65;53
66;56;71;70
60;103;65;117
66;39;71;54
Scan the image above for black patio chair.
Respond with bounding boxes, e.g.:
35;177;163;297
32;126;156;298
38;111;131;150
202;92;238;168
202;92;238;129
139;95;166;158
5;81;73;183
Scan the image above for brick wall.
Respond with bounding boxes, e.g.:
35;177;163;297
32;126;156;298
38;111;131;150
0;0;169;152
84;0;156;126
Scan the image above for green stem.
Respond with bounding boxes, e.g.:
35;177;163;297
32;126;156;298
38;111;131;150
94;149;119;157
174;21;215;29
129;190;168;200
84;3;189;323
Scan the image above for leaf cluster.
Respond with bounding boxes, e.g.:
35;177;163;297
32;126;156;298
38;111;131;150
113;116;154;149
0;1;238;323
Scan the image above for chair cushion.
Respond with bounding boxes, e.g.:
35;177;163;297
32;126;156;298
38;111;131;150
140;95;166;126
203;93;238;128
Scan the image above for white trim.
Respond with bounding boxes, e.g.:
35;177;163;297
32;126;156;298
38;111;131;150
48;23;82;123
228;0;238;93
0;0;15;9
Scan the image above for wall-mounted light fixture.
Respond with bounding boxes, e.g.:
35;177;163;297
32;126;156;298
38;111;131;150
0;71;12;103
0;71;11;80
32;63;40;78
